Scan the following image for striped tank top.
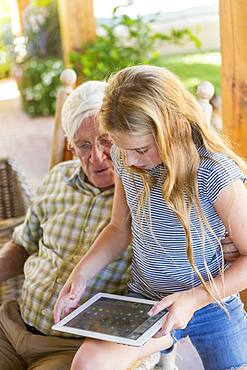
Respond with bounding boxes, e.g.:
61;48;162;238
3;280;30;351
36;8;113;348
111;145;246;300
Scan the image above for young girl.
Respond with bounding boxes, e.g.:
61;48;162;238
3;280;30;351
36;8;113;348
54;65;247;370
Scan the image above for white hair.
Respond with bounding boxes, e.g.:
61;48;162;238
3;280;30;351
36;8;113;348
61;80;107;144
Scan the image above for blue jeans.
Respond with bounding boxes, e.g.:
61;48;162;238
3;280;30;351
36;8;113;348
129;292;247;370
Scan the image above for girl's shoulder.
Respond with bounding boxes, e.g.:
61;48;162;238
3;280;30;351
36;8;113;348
199;145;233;166
197;146;246;203
198;146;244;176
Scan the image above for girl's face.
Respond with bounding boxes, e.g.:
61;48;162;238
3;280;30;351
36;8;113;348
111;132;162;170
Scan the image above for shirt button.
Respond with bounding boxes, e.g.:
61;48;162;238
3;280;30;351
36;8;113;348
41;309;47;315
56;277;62;283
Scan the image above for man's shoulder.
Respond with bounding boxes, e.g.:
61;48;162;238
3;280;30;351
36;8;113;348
36;160;81;194
48;160;80;178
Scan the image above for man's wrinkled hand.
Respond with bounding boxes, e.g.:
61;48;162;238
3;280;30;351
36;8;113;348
222;236;240;262
53;276;86;323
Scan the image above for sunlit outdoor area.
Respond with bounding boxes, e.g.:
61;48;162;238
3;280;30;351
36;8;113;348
0;0;222;190
0;1;247;369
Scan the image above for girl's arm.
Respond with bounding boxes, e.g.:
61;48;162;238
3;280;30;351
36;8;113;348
54;174;132;322
194;179;247;306
150;179;247;334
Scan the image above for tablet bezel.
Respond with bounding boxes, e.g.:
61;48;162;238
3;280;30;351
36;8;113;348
52;292;167;346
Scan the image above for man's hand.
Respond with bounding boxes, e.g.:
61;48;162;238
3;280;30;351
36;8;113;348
0;240;29;282
54;273;86;323
222;236;240;262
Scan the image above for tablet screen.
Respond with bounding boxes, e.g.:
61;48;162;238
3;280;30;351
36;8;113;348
64;297;167;340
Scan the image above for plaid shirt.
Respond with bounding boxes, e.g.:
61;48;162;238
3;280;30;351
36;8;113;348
13;160;132;337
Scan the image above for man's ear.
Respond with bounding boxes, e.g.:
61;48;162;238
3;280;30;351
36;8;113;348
67;142;76;159
67;141;74;153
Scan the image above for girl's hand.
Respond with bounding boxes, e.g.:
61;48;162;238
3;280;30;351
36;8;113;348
148;290;199;336
54;272;86;323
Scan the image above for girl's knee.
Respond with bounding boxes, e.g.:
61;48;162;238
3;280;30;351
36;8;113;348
70;354;88;370
71;338;136;370
71;359;90;370
71;352;97;370
71;339;109;370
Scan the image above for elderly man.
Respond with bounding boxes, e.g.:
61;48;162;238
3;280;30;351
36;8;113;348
0;81;137;370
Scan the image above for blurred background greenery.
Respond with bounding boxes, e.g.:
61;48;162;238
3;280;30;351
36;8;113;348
0;0;220;116
158;51;220;95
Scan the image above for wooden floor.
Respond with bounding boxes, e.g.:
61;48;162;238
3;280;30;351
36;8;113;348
0;79;204;370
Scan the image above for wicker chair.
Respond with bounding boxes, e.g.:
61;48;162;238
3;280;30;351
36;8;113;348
0;157;31;303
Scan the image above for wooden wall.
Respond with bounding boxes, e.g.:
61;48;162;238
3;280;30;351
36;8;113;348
220;0;247;160
220;0;247;308
57;0;96;67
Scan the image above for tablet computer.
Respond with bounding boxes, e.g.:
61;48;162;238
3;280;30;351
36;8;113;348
52;292;167;346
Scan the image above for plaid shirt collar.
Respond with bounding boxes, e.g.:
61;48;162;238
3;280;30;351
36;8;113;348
61;159;114;196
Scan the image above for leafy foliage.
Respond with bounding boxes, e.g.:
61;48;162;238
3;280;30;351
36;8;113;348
0;38;12;79
0;1;13;78
70;6;201;81
17;0;63;116
22;0;62;59
18;59;63;117
158;52;221;95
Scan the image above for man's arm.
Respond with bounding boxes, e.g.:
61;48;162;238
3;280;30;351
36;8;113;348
54;174;132;322
0;240;29;282
0;167;54;283
222;236;240;262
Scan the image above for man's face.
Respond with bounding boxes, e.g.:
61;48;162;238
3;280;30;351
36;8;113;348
72;115;114;190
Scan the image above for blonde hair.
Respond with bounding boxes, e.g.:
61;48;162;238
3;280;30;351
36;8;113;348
62;80;107;145
99;65;247;302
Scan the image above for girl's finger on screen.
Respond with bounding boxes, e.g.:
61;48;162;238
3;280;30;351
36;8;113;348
148;297;171;316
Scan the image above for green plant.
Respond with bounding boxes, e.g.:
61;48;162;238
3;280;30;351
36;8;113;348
21;0;62;60
0;43;12;79
15;0;63;116
0;1;13;78
19;59;63;116
158;52;221;95
70;6;200;81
